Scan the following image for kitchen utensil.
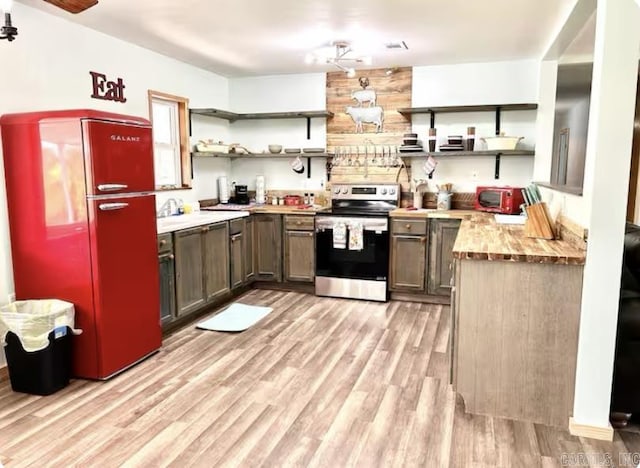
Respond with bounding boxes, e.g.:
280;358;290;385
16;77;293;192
284;195;302;206
196;140;229;153
481;134;524;150
428;128;437;152
268;144;283;154
290;155;304;174
255;175;265;204
466;127;476;151
218;176;229;204
437;192;452;210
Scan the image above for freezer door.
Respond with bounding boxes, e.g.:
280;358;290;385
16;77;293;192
88;194;161;379
83;119;154;195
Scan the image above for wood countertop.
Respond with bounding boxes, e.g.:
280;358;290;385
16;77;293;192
390;208;477;219
201;204;327;215
452;215;586;265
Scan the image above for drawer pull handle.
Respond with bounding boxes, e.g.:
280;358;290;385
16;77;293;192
296;221;302;225
406;224;411;229
97;183;128;192
99;202;129;211
169;254;175;260
160;240;167;246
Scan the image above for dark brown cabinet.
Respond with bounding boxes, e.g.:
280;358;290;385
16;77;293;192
174;226;206;316
427;219;461;296
390;218;428;292
255;214;282;282
230;232;244;289
203;222;230;301
244;216;255;282
284;230;315;282
157;233;176;326
390;234;427;292
174;221;230;319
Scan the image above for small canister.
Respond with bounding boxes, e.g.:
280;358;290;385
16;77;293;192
436;191;452;211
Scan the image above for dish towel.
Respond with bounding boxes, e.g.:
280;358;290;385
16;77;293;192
333;222;347;249
348;222;363;251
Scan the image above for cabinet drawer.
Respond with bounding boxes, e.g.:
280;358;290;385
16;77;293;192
391;218;427;235
229;218;245;235
284;215;315;231
157;233;173;254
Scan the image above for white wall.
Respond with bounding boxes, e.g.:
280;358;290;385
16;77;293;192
570;0;640;431
227;73;328;192
536;0;640;432
0;4;231;368
409;61;539;191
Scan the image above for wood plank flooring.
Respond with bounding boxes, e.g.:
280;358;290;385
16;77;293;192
0;290;638;467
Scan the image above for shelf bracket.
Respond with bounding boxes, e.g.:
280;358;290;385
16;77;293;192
307;157;311;179
494;152;502;179
495;107;502;135
430;111;435;129
306;117;311;140
188;109;193;137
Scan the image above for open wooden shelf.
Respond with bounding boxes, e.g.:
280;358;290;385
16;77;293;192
397;103;538;117
401;150;535;157
191;152;333;159
190;108;334;122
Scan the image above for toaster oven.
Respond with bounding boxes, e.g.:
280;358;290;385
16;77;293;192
475;186;524;214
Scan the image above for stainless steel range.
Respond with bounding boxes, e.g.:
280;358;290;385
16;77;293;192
315;183;400;302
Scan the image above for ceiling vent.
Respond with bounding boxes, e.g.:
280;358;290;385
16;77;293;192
385;41;408;50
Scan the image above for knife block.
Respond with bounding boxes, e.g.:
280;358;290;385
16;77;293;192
524;202;555;239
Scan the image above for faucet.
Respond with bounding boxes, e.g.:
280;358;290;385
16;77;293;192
157;198;179;217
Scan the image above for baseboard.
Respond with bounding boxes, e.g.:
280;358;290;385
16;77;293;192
569;417;614;441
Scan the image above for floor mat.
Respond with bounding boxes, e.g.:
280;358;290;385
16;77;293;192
196;303;274;332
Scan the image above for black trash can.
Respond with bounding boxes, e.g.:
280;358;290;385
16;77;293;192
4;326;72;396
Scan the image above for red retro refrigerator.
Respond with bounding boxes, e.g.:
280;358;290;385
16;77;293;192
0;109;162;380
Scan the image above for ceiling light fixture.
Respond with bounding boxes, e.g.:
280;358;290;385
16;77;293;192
0;0;17;42
305;41;370;76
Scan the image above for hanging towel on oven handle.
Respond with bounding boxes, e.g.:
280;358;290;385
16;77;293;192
348;222;363;251
333;221;346;249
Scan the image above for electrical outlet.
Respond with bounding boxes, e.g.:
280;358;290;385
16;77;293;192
8;293;15;303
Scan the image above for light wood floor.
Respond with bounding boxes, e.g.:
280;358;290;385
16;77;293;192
0;290;638;467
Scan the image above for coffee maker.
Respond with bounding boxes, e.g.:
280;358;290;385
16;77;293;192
234;185;250;204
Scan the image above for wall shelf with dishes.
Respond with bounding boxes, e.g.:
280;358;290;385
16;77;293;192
397;102;538;179
191;151;334;159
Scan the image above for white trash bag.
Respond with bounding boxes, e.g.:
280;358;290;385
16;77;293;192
0;300;82;352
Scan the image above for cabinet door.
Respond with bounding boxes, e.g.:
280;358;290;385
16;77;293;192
255;214;282;282
203;222;230;302
390;235;427;292
428;219;461;296
230;232;244;289
244;216;255;282
284;230;315;282
174;227;206;317
158;251;176;326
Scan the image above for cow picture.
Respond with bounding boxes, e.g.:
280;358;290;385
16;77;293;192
345;105;384;133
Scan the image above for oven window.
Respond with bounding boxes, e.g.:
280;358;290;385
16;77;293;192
478;191;501;208
316;229;389;280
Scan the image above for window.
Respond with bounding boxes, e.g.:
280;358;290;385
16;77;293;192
148;90;190;190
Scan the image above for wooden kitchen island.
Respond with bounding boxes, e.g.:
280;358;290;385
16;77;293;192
450;215;587;428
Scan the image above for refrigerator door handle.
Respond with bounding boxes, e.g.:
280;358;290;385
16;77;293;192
97;183;129;192
99;202;130;211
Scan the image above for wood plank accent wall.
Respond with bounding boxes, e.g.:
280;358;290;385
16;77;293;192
326;67;412;188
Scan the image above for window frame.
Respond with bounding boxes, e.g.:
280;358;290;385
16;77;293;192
147;90;191;190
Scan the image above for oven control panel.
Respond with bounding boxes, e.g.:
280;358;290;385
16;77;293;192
331;184;399;201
